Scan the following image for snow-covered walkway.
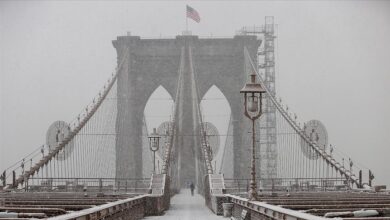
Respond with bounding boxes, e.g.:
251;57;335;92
144;189;226;220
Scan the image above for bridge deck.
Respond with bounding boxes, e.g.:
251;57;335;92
145;189;224;220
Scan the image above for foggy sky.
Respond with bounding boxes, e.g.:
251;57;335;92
1;1;389;186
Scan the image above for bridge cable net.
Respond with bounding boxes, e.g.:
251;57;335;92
218;116;233;177
159;47;186;193
164;45;213;193
234;48;369;189
189;46;215;194
1;49;148;190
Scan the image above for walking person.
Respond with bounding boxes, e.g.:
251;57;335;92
190;182;195;196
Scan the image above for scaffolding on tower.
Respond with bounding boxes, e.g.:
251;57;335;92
237;16;277;184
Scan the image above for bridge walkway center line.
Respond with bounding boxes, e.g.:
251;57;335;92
144;189;225;220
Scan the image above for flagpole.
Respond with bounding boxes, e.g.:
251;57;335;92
186;6;188;32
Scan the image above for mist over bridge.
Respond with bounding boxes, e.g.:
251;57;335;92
1;17;388;220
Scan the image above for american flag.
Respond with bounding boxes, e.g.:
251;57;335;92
186;5;200;23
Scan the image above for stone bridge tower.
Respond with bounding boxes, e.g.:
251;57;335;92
113;34;260;183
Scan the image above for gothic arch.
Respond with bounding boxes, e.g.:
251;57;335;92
113;34;260;179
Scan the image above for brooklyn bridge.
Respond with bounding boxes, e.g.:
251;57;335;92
1;15;389;220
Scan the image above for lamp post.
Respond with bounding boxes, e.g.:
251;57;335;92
240;71;266;201
148;128;160;174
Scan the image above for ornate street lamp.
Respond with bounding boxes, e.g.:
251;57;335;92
240;71;266;201
148;128;160;174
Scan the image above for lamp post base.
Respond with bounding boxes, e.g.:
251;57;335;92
248;180;258;201
248;189;257;201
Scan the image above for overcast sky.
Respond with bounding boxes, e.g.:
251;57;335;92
1;1;389;186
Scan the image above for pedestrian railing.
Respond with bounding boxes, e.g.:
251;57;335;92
40;174;171;219
48;195;147;220
204;174;228;215
204;175;329;219
224;177;347;194
226;194;326;220
24;177;151;193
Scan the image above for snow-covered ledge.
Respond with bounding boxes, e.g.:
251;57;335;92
48;195;147;220
227;194;329;220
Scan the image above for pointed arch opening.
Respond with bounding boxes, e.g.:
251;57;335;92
144;85;174;131
143;85;174;176
200;85;231;174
